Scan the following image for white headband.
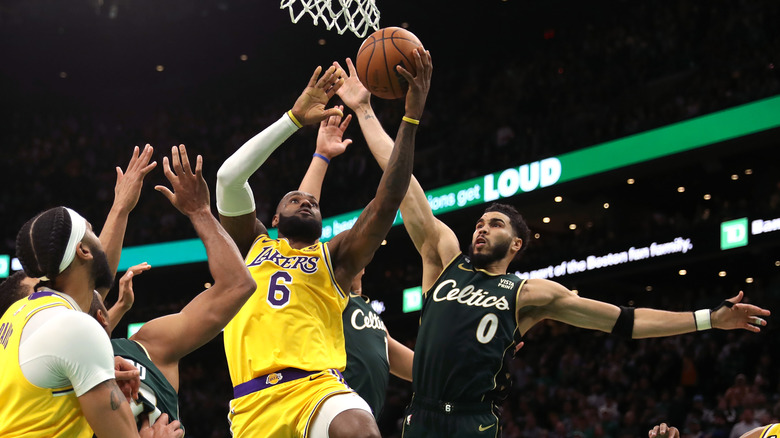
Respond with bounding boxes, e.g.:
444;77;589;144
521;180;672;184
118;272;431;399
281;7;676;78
58;208;87;274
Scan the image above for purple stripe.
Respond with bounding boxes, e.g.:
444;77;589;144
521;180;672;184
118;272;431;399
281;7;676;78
29;291;60;300
233;368;318;399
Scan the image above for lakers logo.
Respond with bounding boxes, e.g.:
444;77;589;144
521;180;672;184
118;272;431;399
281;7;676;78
248;246;319;273
265;372;283;385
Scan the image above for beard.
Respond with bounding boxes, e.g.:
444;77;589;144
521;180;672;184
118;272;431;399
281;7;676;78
91;246;115;290
277;212;322;242
468;238;511;269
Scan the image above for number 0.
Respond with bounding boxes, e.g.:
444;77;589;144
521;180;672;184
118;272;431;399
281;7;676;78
476;313;499;344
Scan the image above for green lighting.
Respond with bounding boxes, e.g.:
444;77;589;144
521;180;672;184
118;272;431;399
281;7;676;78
402;286;423;313
117;95;780;271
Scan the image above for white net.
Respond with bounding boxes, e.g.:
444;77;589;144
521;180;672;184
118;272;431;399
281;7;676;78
280;0;380;38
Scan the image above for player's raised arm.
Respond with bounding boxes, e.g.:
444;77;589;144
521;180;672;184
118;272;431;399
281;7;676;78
98;144;157;299
131;145;256;390
328;49;432;290
216;65;344;255
297;105;352;201
517;279;770;338
387;333;413;381
106;262;151;334
335;56;459;291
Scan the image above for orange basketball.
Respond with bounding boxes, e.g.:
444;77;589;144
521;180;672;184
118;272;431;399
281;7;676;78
355;27;423;100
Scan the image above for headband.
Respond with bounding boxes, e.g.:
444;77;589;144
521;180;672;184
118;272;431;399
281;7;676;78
57;208;87;274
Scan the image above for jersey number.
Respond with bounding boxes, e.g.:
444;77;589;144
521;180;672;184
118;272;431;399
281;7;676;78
476;313;499;344
267;271;293;308
128;360;147;380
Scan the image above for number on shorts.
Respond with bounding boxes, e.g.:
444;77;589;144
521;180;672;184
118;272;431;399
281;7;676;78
267;271;293;308
476;313;499;344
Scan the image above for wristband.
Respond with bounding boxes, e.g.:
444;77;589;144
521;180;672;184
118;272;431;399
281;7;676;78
313;153;330;164
287;110;303;128
402;116;420;125
693;309;712;331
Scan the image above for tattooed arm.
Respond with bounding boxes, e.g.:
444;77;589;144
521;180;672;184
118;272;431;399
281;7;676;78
79;379;141;437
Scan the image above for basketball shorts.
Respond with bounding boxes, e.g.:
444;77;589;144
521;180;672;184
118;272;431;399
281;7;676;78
401;394;501;438
228;369;353;438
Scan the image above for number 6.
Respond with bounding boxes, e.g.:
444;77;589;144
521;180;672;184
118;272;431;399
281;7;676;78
267;271;293;308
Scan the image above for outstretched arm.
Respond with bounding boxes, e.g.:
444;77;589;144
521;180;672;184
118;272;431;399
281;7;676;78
328;49;433;290
98;145;157;299
132;146;256;390
298;105;353;201
517;280;770;338
217;65;345;255
387;332;413;381
335;57;459;292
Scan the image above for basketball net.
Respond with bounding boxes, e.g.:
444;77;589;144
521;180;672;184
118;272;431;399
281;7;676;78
280;0;380;38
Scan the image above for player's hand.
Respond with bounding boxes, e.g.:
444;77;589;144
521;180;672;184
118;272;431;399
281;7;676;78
155;145;210;217
334;58;371;110
113;144;157;213
711;291;770;332
648;423;680;438
116;262;151;312
513;341;525;356
114;356;140;402
139;413;184;438
315;105;353;160
397;48;432;120
291;65;345;126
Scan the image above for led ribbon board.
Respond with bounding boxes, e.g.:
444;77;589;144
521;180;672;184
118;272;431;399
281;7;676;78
116;95;780;270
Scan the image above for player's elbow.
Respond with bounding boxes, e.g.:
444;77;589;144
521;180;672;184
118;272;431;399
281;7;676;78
216;164;232;187
236;274;257;298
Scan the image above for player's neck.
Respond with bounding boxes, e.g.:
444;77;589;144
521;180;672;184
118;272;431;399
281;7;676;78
473;259;510;276
51;271;94;312
285;237;317;250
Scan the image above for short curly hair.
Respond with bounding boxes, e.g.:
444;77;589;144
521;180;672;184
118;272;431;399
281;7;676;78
0;271;33;315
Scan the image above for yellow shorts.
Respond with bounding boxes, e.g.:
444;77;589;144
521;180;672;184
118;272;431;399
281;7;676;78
228;370;353;438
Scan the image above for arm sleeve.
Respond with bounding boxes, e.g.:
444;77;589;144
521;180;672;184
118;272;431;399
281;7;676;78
216;113;300;216
20;310;116;396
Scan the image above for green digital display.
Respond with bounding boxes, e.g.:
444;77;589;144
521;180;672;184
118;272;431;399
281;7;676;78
402;286;423;313
0;254;10;279
127;322;145;338
115;95;780;271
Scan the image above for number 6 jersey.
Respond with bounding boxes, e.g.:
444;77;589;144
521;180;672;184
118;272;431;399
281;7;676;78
412;254;525;403
224;235;349;386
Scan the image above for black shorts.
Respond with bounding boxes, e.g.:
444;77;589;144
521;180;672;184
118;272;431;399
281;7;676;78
401;395;501;438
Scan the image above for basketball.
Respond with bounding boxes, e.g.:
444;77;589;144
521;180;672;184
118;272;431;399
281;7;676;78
355;27;423;100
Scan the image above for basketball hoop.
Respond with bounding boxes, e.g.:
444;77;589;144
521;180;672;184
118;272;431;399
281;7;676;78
280;0;380;38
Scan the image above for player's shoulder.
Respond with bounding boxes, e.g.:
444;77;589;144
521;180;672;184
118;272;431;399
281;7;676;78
47;310;108;341
744;424;780;438
518;278;572;302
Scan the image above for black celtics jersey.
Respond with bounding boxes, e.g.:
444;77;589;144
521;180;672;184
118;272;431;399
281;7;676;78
111;338;181;427
343;294;390;417
412;254;524;403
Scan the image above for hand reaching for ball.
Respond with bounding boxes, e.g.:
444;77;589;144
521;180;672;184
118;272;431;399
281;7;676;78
397;48;432;121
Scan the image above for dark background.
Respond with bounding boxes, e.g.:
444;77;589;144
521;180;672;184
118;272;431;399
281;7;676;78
1;0;779;436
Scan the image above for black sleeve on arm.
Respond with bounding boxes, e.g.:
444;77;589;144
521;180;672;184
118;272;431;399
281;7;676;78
611;306;635;339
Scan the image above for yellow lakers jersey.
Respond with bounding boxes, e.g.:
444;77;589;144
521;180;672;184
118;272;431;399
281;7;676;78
0;292;92;438
758;424;780;438
224;236;349;386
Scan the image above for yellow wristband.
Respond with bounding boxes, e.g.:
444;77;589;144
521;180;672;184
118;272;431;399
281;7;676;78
287;110;303;128
402;116;420;125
